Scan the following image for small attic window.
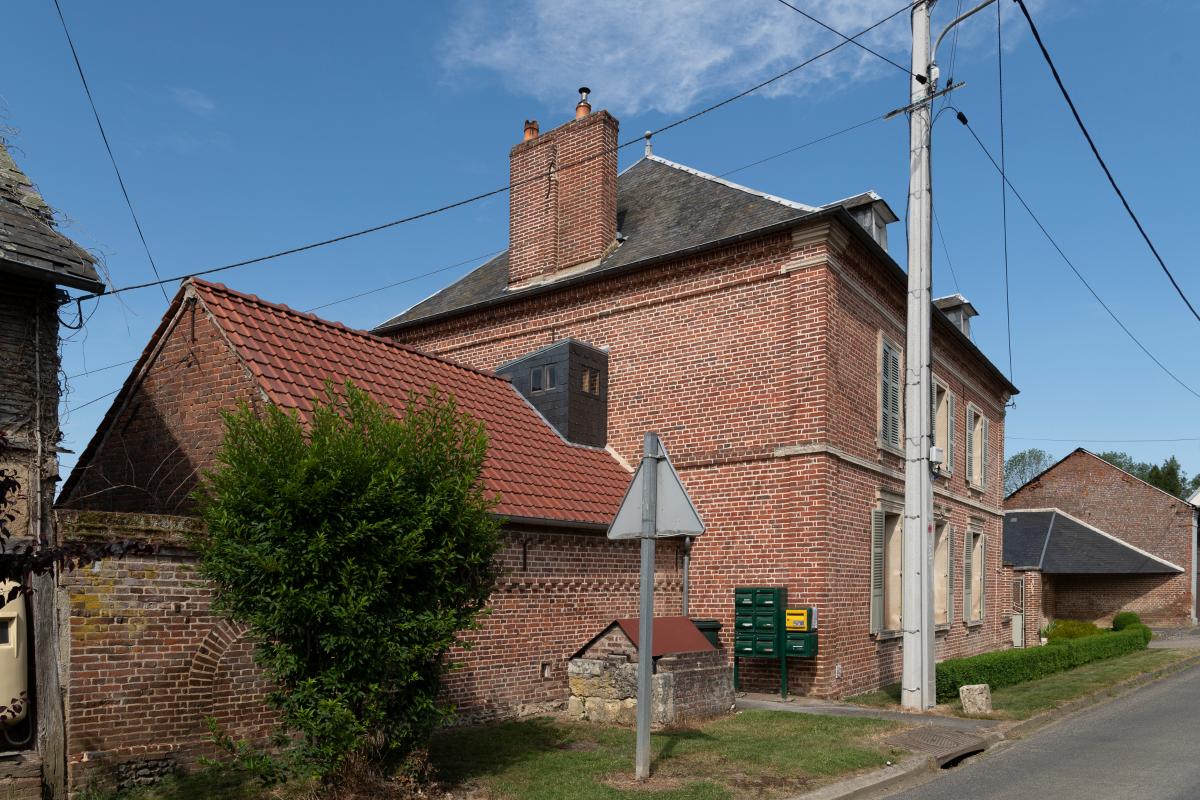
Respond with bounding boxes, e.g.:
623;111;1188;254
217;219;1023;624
531;365;557;393
581;367;601;396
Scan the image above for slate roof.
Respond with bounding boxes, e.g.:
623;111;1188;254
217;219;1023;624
1003;509;1183;574
0;140;103;292
64;278;631;527
371;154;1018;396
375;155;815;331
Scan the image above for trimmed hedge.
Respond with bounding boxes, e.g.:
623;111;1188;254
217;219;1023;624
1111;611;1142;632
1046;619;1102;641
936;626;1150;702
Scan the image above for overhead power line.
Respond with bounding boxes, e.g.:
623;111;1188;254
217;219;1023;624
770;0;923;82
305;249;506;314
51;0;169;303
954;109;1200;403
70;0;919;305
1008;436;1200;444
63;387;119;415
65;358;137;380
1013;0;1200;327
718;113;883;178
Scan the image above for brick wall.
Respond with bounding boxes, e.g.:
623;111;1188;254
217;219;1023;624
61;295;261;514
387;212;1015;698
1007;450;1194;625
57;511;274;795
54;509;673;793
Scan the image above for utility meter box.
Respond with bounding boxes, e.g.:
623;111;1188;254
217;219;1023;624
0;581;27;726
785;606;817;632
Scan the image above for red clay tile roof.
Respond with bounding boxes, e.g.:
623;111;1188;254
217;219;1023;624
570;616;715;659
192;278;630;526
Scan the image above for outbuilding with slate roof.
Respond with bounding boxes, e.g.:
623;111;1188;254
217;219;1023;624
1007;449;1198;627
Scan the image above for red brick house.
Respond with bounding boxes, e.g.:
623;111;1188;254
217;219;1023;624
56;279;675;791
1006;448;1198;627
374;95;1019;698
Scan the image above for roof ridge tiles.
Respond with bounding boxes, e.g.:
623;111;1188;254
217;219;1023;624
188;277;506;384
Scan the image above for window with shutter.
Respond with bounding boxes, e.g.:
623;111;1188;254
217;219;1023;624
965;408;975;484
947;526;955;623
981;417;990;489
880;339;902;450
870;510;885;634
978;534;988;619
946;393;956;475
934;522;949;625
963;530;973;622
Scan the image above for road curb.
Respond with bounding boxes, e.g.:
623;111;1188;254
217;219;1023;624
788;650;1200;800
1000;649;1200;739
785;755;935;800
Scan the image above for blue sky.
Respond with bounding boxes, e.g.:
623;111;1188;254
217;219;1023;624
3;1;1198;484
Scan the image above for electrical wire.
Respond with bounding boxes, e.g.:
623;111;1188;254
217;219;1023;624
66;0;919;306
997;0;1014;382
63;388;118;415
770;0;922;81
305;249;506;314
1008;436;1200;444
931;206;961;294
717;113;883;178
954;109;1200;402
1013;0;1200;327
65;358;137;380
51;0;168;303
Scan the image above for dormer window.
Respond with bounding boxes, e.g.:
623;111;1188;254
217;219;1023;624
581;367;600;396
531;365;557;393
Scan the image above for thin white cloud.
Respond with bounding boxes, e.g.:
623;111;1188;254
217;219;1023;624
170;87;217;116
442;0;1053;117
443;0;910;116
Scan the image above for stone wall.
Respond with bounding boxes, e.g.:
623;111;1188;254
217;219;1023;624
567;650;732;727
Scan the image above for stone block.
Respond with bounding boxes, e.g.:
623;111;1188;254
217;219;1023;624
959;683;992;716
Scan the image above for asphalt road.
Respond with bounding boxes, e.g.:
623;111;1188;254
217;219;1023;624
881;662;1200;800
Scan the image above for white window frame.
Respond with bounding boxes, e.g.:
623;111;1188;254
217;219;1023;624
870;494;904;635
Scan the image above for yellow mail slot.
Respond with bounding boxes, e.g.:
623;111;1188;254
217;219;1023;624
785;607;815;631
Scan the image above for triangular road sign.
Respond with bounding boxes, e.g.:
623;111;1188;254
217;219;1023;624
607;444;705;539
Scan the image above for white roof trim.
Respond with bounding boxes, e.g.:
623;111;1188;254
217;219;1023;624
644;154;819;212
1007;507;1186;573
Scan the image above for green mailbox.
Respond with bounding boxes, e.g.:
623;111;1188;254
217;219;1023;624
733;587;817;699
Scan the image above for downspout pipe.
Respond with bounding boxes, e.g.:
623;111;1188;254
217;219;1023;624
681;536;692;617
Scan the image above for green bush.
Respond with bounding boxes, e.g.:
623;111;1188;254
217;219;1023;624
1045;619;1102;641
936;626;1148;702
1111;611;1142;631
194;383;502;782
1127;622;1153;646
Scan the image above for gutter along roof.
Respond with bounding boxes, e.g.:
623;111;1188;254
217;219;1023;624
61;279;630;528
374;155;1017;397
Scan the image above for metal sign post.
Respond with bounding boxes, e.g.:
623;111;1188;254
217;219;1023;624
608;432;705;781
635;433;659;781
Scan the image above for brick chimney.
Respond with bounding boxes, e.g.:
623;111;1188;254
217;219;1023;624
508;88;618;287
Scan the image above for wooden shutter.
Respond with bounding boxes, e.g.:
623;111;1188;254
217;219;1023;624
979;534;987;619
889;348;901;448
881;343;901;449
930;380;938;449
965;409;975;484
871;510;885;634
947;527;955;624
963;531;973;621
981;417;990;489
946;393;956;474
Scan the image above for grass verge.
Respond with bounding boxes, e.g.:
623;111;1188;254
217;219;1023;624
980;648;1192;719
846;649;1193;720
429;711;906;800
